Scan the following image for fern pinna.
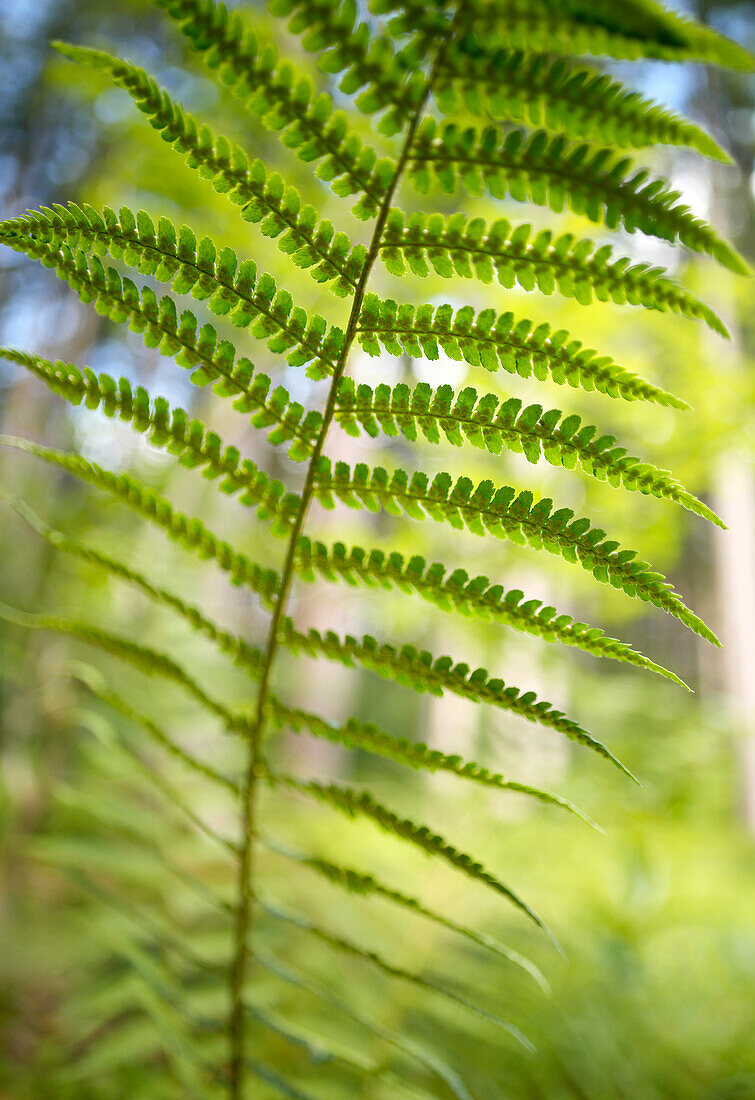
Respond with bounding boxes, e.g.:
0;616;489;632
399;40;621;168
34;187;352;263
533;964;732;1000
0;0;750;1095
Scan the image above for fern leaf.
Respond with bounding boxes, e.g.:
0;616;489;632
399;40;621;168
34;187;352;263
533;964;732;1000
261;837;549;988
0;346;318;473
0;436;286;587
380;210;728;335
275;620;629;772
273;773;558;944
2;489;268;682
75;666;239;796
436;46;730;162
3;205;346;380
270;0;428;136
382;0;754;70
311;457;719;645
153;0;396;218
0;423;297;530
0;601;240;727
457;0;755;69
256;951;475;1100
0;226;331;427
408;122;748;274
52;44;364;294
267;698;600;824
261;898;532;1045
334;377;724;526
357;293;686;408
242;1000;375;1077
294;537;687;686
80;709;240;858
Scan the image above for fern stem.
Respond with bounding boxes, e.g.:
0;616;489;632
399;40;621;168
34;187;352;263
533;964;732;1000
227;19;455;1096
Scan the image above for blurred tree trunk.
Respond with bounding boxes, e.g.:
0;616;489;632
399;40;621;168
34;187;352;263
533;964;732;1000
695;0;755;830
714;459;755;830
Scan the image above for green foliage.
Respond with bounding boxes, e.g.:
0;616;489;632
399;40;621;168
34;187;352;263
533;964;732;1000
293;537;687;685
408;122;748;273
0;204;346;379
153;0;397;216
272;773;555;939
266;700;600;821
436;45;731;159
51;43;367;292
357;293;687;406
334;377;722;524
380;209;728;335
1;0;750;1095
311;456;719;644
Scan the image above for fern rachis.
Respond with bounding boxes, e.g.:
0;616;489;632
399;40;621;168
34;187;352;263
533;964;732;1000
1;0;750;1095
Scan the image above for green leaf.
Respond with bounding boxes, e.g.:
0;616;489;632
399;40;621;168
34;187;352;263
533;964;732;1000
275;619;631;773
0;206;347;380
294;537;688;686
52;43;365;295
0;435;289;580
408;122;748;274
311;457;719;646
0;346;319;469
379;210;728;335
271;773;560;945
0;601;241;728
0;487;269;680
152;0;395;216
436;45;732;162
334;376;724;525
356;293;688;407
267;697;602;823
260;897;534;1045
261;837;549;989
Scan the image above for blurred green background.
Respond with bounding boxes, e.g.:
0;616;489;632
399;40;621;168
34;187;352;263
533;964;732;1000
0;1;753;1096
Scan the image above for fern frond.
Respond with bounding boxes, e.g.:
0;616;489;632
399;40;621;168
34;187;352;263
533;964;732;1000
53;44;365;294
273;773;558;942
256;951;475;1100
408;122;747;274
3;205;346;380
242;1000;374;1078
75;666;239;796
152;0;397;217
0;228;330;426
261;898;532;1044
266;697;600;823
3;0;740;1086
262;837;548;988
382;0;754;70
0;422;297;530
457;0;755;69
79;710;240;858
0;436;286;586
311;457;718;645
436;47;730;162
357;294;686;408
334;378;723;526
0;346;318;473
293;537;687;686
270;0;427;134
380;211;727;335
0;601;240;727
275;620;628;771
1;489;269;681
